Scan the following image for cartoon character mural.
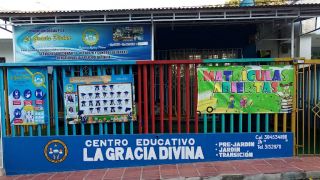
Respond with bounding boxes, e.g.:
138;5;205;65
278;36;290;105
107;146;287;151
240;96;247;108
228;95;235;109
277;82;293;112
24;106;34;123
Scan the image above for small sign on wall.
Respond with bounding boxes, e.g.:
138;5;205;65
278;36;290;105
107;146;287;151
7;67;49;125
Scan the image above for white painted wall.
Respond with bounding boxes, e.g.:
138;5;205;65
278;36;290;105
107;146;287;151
300;35;312;59
0;39;13;62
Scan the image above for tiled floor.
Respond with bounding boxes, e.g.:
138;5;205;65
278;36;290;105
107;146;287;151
1;157;320;180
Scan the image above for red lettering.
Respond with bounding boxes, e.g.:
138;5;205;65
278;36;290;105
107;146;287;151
271;82;278;92
203;71;215;81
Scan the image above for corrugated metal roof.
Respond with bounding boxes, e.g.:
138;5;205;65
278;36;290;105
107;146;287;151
0;3;319;15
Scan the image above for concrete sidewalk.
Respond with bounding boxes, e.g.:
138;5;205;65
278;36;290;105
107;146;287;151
0;157;320;180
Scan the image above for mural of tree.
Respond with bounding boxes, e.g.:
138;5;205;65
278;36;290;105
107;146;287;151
226;0;240;6
255;0;287;5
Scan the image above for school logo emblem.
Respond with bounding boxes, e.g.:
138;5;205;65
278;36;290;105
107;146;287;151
44;140;68;163
32;72;45;87
65;84;74;92
82;29;99;46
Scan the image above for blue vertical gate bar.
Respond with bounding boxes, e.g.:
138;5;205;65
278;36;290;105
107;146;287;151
248;114;252;133
79;68;85;135
221;114;225;133
111;66;117;134
46;67;51;136
38;124;41;136
0;68;6;137
203;114;207;133
212;114;216;133
29;126;33;136
46;72;52;136
88;66;94;135
129;66;134;134
230;114;234;133
21;126;24;137
11;125;15;137
97;66;103;135
120;66;125;134
239;114;243;132
101;66;108;135
265;114;269;132
37;124;41;136
256;114;260;132
53;67;59;136
70;66;76;135
62;67;68;135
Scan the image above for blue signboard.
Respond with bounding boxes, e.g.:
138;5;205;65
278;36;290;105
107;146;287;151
14;24;152;62
7;67;49;125
3;133;293;175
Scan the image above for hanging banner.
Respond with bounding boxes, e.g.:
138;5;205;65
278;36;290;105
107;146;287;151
7;67;49;125
63;74;136;123
14;24;151;62
3;133;293;175
197;65;294;114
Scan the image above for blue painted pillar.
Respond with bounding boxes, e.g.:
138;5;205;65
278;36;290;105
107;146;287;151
0;68;6;137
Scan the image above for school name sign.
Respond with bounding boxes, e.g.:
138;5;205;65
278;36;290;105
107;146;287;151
197;65;294;113
83;138;204;161
3;133;293;174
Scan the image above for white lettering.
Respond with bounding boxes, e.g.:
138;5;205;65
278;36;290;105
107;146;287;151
83;148;93;161
106;148;115;160
94;148;104;161
134;147;143;160
159;147;168;159
125;147;134;160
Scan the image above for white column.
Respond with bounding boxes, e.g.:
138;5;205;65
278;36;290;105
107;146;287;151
291;21;295;58
299;35;312;59
151;22;155;60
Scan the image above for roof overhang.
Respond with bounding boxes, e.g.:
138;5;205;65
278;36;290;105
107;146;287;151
0;4;320;26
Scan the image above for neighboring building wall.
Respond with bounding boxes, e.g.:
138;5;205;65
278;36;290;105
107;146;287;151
256;22;300;58
0;39;13;62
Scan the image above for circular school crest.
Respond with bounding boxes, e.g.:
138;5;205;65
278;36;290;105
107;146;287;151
44;140;68;163
32;72;45;87
82;29;99;46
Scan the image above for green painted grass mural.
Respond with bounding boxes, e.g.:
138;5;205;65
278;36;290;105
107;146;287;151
197;65;294;114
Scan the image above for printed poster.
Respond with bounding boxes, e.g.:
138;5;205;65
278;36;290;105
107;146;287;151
14;24;151;62
63;74;136;123
7;67;49;125
197;65;294;113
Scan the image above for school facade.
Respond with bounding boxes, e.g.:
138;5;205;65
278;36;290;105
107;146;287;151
0;2;320;175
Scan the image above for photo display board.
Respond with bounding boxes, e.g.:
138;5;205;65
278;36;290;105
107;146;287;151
197;65;294;114
63;74;136;124
7;67;49;125
77;83;133;116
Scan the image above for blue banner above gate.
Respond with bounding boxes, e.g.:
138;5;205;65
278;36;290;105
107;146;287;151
14;24;152;62
3;133;293;175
